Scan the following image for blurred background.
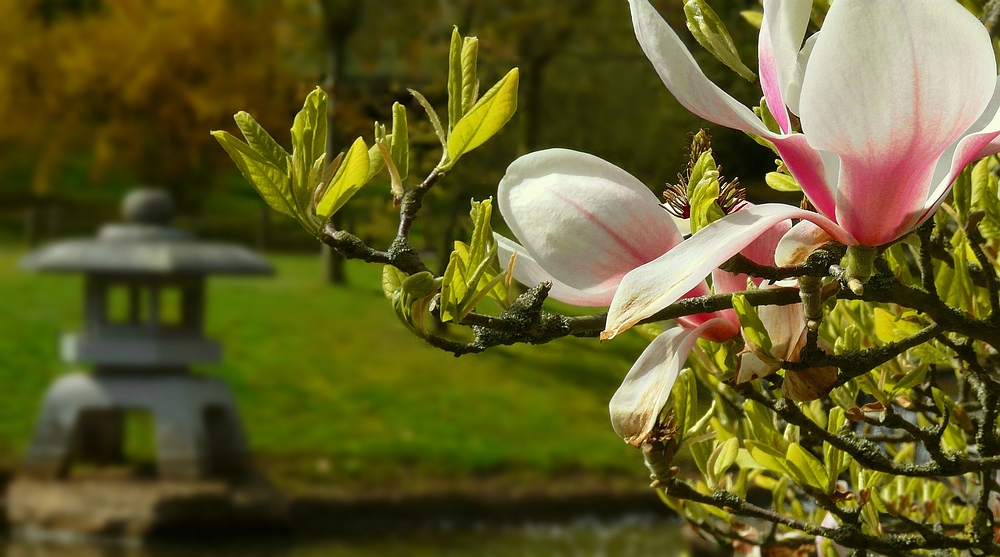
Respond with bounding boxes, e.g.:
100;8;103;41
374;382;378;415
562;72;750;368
0;0;774;554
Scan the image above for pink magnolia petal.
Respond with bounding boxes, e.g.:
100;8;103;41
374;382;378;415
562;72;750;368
497;149;681;293
772;135;839;220
603;205;854;340
628;0;771;137
675;279;739;340
495;234;618;307
742;215;792;267
775;221;833;266
799;0;996;246
627;0;841;222
758;0;812;134
609;319;727;446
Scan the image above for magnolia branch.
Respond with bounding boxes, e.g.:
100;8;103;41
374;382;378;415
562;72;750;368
661;478;983;555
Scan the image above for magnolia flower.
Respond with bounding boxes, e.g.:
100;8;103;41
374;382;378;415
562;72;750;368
495;147;740;339
493;148;794;445
815;513;848;557
603;0;1000;339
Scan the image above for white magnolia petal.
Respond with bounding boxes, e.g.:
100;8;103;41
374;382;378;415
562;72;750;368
785;32;818;117
758;301;806;362
668;212;692;237
603;205;854;340
920;78;1000;222
774;220;833;266
628;0;771;137
736;351;777;384
758;0;812;133
495;234;617;307
497;149;681;292
609;320;723;446
799;0;996;245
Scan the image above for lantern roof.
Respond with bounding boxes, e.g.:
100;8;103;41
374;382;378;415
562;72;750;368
21;189;273;276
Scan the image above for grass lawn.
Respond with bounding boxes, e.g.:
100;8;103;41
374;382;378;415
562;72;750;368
0;246;651;493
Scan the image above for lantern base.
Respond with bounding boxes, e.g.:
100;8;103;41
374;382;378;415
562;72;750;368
23;372;251;482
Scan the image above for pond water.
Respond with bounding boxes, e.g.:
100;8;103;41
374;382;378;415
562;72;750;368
2;516;681;557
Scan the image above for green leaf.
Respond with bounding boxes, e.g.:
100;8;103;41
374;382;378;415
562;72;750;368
765;172;801;192
234;111;290;174
382;265;407;299
745;440;790;476
674;370;699;440
447;27;463;133
935;231;975;312
731;294;773;354
953;164;973;224
785;442;830;491
756;98;782;134
390;102;409;180
445;68;519;169
710;437;739;481
212;130;296;219
971;157;1000;238
291;87;328;203
460;36;479;115
367;123;387;181
740;9;763;29
684;0;757;82
316;137;371;219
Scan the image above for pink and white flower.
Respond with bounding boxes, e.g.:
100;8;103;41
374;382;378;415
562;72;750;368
494;148;791;444
603;0;1000;339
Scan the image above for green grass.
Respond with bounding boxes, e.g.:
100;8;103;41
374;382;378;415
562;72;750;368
0;246;650;491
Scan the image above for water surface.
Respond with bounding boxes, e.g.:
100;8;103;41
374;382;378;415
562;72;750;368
3;516;681;557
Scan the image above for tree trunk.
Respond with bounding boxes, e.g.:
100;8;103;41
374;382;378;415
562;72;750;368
317;0;362;285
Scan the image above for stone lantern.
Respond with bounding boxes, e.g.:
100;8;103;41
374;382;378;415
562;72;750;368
19;189;272;482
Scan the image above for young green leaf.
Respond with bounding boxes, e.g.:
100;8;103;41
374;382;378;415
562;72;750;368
234;111;290;174
740;9;763;29
390;102;409;180
731;294;774;354
745;440;790;477
684;0;757;82
212;130;296;219
461;36;479;115
765;171;801;192
316;137;371;219
291;87;329;203
444;68;519;170
953;164;973;224
440;198;508;322
383;265;440;339
786;442;830;492
709;437;740;481
447;27;463;133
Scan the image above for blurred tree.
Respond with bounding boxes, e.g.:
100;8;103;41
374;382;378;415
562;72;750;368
0;0;299;239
